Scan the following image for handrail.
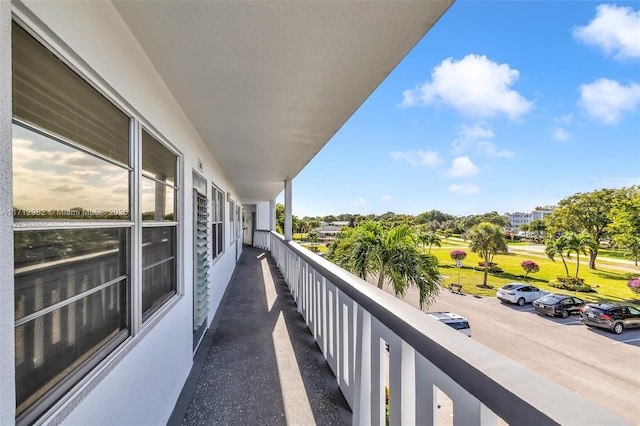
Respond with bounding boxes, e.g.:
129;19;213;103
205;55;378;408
253;229;627;426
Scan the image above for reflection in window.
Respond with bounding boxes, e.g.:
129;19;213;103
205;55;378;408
141;176;176;221
15;280;129;419
141;227;176;320
14;228;129;319
211;185;224;259
12;125;130;219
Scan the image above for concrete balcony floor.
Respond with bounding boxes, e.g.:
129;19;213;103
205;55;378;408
168;246;351;425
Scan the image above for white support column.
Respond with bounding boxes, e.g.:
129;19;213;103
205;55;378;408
269;200;275;231
284;179;292;241
0;2;15;422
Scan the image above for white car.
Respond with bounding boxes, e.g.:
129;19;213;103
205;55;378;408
427;312;471;337
497;283;548;306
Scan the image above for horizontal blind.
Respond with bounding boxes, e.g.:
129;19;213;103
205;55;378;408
12;22;129;164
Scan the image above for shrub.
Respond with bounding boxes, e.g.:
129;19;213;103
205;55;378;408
473;263;503;273
628;277;640;294
549;276;593;292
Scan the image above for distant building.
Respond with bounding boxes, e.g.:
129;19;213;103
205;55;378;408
504;209;554;231
315;225;342;239
330;221;351;227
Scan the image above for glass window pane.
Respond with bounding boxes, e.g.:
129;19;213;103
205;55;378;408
13;124;130;219
142;130;176;186
15;280;129;417
142;227;176;319
12;23;129;165
141;177;175;221
14;228;129;320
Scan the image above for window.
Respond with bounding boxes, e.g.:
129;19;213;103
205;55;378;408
229;200;235;246
211;185;224;259
141;130;178;320
236;204;241;239
11;22;180;423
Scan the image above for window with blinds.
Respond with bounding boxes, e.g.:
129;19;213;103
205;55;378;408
193;186;209;348
212;185;225;259
12;20;181;424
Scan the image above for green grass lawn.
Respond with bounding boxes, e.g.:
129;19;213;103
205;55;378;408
430;247;640;305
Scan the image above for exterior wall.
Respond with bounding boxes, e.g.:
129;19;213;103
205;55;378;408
504;210;554;231
5;2;239;424
256;202;272;231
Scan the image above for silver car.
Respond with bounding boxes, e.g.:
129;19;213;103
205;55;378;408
497;283;548;306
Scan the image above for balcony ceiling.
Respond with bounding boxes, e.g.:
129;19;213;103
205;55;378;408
113;1;453;204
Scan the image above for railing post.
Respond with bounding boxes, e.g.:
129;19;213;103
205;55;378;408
353;308;371;426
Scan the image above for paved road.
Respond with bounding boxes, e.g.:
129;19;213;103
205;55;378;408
387;285;640;424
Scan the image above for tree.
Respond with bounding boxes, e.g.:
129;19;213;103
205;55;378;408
307;230;319;244
608;186;640;266
565;233;596;278
521;260;539;278
467;222;508;287
545;188;617;269
275;203;285;234
545;235;571;276
460;211;511;231
418;230;441;253
528;219;546;240
326;221;441;309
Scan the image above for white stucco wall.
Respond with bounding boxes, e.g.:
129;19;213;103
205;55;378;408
12;1;239;424
256;202;273;231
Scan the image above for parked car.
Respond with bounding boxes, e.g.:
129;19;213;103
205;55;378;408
427;312;471;337
497;283;548;306
579;303;640;334
532;294;585;318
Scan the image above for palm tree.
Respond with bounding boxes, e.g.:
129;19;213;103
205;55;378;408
418;230;441;253
467;222;508;287
327;221;441;309
545;235;570;276
565;233;596;277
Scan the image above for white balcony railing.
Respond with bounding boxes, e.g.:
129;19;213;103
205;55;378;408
253;229;628;426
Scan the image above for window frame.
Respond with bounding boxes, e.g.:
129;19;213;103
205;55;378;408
211;184;225;261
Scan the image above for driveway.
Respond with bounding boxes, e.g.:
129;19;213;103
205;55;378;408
384;284;640;425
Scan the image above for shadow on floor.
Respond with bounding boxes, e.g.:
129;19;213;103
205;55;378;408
168;246;351;426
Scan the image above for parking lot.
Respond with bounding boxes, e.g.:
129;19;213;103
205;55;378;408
391;285;640;424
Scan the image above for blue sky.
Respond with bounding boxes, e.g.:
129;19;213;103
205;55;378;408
281;1;640;218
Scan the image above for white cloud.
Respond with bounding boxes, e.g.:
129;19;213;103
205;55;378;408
390;150;442;166
578;78;640;124
451;123;513;157
554;113;573;126
573;4;640;60
451;123;495;153
476;141;514;158
449;183;480;195
380;195;392;201
400;54;533;121
351;198;366;206
447;156;480;177
553;128;572;141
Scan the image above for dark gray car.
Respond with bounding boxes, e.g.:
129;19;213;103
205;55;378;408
580;303;640;334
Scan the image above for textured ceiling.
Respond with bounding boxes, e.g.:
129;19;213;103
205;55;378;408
113;1;454;204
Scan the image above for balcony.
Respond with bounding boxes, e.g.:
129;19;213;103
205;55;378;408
170;231;628;426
